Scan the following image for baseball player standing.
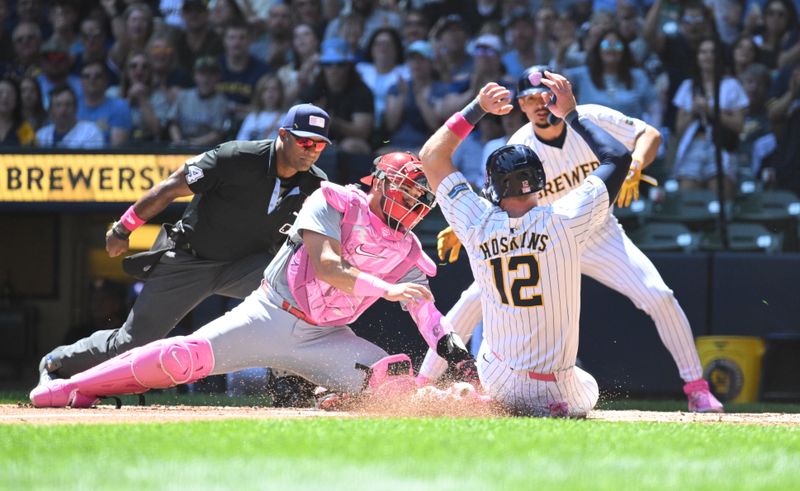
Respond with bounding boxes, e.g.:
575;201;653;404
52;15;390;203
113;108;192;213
30;153;476;408
419;75;633;416
418;66;723;413
36;104;329;386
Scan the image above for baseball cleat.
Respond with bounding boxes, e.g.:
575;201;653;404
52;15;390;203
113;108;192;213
684;379;724;413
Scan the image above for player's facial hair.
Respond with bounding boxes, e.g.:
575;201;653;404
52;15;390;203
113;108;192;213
535;121;552;129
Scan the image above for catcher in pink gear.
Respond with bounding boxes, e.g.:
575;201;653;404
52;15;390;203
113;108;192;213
30;152;477;408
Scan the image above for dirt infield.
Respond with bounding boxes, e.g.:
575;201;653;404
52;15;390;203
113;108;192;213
2;404;800;426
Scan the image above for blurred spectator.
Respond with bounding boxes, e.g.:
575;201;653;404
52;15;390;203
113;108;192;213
644;0;716;130
168;56;229;147
72;18;119;87
109;3;155;77
617;2;649;66
753;0;800;69
732;34;760;79
382;40;447;152
209;0;244;38
250;2;293;70
431;14;473;83
147;33;191;105
277;23;321;106
501;10;537;80
551;11;583;69
236;74;285;140
159;0;184;28
334;12;365;61
35;85;103;148
439;34;513;118
218;21;271;131
737;63;775;180
62;279;128;345
77;60;133;147
37;37;81;109
290;0;326;40
174;0;224;75
12;0;48;34
19;75;46;130
566;28;658;122
400;9;429;47
356;27;405;142
0;76;35;146
709;0;747;45
325;0;401;50
9;21;42;77
481;98;525;167
672;37;748;200
474;0;503;28
110;51;169;144
532;6;557;65
47;1;80;56
762;64;800;193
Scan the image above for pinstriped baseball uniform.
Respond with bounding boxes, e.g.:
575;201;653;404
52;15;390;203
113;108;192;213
436;170;609;416
419;104;703;384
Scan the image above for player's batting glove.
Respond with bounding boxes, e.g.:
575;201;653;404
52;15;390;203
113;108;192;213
616;159;643;208
436;226;462;263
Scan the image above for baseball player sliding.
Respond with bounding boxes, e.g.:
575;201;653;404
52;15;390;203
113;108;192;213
421;72;667;417
418;66;723;413
30;153;476;408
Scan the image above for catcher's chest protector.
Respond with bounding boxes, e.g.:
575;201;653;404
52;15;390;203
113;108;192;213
286;182;433;326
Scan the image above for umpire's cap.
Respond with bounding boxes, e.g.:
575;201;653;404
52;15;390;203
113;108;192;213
281;103;332;143
482;144;546;205
517;65;553;99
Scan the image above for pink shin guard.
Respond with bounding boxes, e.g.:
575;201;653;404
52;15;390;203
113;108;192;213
366;354;416;398
30;336;215;408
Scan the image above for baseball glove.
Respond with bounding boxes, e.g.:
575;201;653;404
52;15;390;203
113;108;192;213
436;226;462;263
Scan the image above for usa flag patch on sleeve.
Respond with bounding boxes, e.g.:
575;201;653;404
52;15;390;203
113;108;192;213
448;182;470;199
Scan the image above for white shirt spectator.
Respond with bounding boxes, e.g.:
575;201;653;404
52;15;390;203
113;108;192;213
36;121;105;149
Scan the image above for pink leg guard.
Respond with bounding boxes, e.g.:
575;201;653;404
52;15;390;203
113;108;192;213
30;336;215;408
365;354;416;398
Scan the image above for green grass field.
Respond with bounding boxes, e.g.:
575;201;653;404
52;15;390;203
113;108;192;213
3;391;800;491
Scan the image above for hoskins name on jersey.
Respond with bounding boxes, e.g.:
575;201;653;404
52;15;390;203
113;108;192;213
478;231;550;259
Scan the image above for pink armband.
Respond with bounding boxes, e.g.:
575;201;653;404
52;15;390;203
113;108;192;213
353;272;391;297
445;112;475;140
119;205;146;232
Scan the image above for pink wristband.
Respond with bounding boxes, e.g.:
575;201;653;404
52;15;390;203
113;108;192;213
353;272;392;297
445;112;475;140
119;205;146;232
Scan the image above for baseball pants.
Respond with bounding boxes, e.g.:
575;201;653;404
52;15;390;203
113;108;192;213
477;343;599;417
45;249;271;377
419;214;703;383
196;285;390;393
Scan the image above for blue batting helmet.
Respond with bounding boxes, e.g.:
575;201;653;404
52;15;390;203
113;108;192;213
482;144;546;204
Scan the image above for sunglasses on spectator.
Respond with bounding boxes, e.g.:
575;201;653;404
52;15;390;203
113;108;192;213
766;8;786;16
600;39;624;52
81;31;102;40
150;46;173;56
81;71;105;80
290;133;327;151
45;52;69;62
474;46;498;56
128;61;150;69
14;34;37;43
682;14;705;24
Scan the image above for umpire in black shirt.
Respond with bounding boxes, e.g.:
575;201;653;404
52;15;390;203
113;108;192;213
38;104;330;381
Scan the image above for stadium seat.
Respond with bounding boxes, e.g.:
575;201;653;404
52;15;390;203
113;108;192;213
647;189;720;231
699;222;782;253
628;222;696;252
734;190;800;250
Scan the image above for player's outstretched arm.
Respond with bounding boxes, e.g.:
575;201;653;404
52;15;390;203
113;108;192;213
302;229;433;302
105;165;193;257
420;82;512;193
540;72;631;204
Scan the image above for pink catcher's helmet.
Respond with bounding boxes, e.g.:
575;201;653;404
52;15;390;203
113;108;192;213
360;152;436;233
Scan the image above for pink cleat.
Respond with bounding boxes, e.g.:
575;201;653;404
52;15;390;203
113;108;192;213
29;380;98;408
684;379;724;413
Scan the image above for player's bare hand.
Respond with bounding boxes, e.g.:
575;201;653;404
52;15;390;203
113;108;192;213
539;71;577;119
105;229;130;257
383;282;433;303
436;226;462;263
477;83;513;116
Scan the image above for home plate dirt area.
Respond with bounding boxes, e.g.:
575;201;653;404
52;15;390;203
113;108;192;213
2;404;800;426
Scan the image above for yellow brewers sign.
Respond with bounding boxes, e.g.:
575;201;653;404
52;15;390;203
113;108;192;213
0;154;195;202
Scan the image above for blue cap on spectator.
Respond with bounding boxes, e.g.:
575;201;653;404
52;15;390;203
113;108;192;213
470;34;503;56
319;38;355;65
406;40;434;61
281;104;332;143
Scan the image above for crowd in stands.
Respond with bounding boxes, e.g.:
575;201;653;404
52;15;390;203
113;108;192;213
0;0;799;196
